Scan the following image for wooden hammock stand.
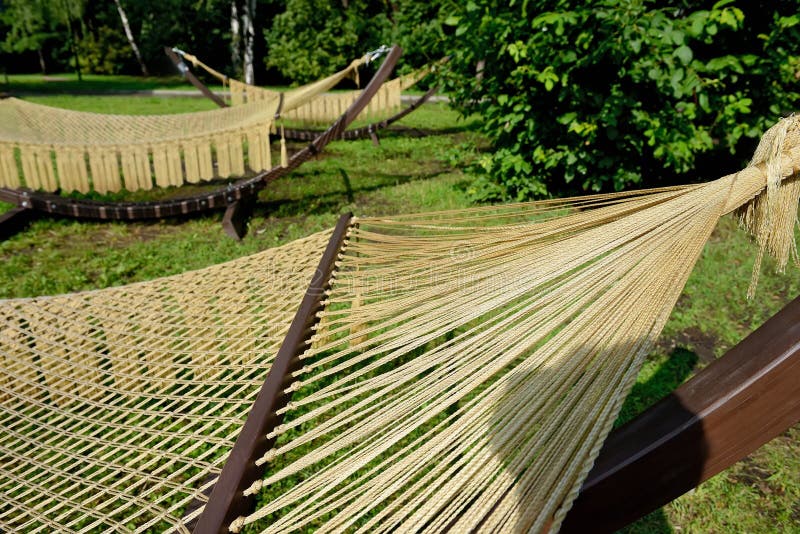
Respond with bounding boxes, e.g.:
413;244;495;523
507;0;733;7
189;210;800;533
0;47;403;241
164;47;440;147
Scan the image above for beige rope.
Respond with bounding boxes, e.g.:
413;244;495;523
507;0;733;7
231;117;799;533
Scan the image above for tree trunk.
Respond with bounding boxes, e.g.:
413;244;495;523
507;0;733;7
230;0;242;77
37;49;47;75
242;0;256;85
61;0;82;81
113;0;149;76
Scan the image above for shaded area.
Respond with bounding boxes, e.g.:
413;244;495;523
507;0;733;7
562;295;800;532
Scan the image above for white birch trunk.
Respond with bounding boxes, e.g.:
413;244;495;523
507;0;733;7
242;0;256;84
113;0;148;76
230;0;242;77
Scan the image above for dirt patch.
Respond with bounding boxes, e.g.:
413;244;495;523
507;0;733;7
659;326;722;365
728;456;782;497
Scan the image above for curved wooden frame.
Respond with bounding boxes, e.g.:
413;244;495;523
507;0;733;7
0;46;402;238
562;294;800;532
165;46;439;144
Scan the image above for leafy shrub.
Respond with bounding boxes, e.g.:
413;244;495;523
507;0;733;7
442;1;800;200
77;26;132;74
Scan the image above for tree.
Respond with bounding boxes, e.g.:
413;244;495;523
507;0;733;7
0;0;59;73
229;0;257;83
112;0;148;75
442;1;800;201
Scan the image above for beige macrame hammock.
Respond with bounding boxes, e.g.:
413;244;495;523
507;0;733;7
0;55;378;195
0;116;798;533
178;49;429;124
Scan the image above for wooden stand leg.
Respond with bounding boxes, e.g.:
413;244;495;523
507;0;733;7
221;195;256;240
0;207;38;240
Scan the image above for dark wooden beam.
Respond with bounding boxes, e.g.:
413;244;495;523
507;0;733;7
0;207;38;240
193;213;353;534
164;47;227;108
561;294;800;533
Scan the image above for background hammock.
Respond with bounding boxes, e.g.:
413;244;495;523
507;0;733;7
0;50;394;195
174;47;432;126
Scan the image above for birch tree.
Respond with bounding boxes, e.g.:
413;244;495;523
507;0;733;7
242;0;255;84
112;0;148;76
230;0;256;83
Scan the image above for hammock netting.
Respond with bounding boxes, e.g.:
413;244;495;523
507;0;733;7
0;97;279;195
0;52;396;195
0;115;798;533
0;230;330;532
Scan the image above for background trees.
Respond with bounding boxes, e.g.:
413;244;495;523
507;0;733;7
440;1;800;199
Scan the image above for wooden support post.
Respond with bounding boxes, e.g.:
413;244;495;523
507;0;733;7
561;294;800;533
0;207;38;240
164;47;228;108
193;213;352;534
221;195;256;240
368;125;380;146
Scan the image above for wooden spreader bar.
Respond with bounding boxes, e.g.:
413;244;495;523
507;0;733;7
193;212;352;534
562;294;800;532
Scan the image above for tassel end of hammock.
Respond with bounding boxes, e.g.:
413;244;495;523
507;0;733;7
736;115;800;298
280;125;288;168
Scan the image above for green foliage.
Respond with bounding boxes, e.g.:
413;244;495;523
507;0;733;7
263;0;449;84
0;0;59;55
264;0;392;84
443;1;800;201
76;26;132;74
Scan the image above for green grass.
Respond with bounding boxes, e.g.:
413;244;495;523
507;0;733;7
2;72;225;94
1;84;798;533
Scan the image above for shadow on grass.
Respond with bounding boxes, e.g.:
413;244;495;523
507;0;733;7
613;347;700;534
253;171;451;219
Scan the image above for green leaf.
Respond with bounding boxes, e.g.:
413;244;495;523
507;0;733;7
674;45;693;66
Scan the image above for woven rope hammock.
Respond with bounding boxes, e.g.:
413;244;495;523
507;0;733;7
0;115;798;532
0;52;388;195
177;48;429;125
0;97;280;194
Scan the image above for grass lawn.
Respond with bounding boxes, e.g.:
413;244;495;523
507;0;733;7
0;83;798;533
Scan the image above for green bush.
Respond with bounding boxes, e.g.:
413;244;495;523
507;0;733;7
77;26;132;74
264;0;392;85
442;1;800;201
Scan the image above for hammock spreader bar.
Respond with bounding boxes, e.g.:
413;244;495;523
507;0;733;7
0;46;402;240
562;293;800;532
193;212;353;534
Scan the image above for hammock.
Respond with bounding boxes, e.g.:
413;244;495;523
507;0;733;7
174;47;431;126
0;115;798;532
0;50;384;196
0;47;402;240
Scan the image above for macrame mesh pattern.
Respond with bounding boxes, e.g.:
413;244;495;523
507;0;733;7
230;119;800;533
0;97;281;194
0;229;331;533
